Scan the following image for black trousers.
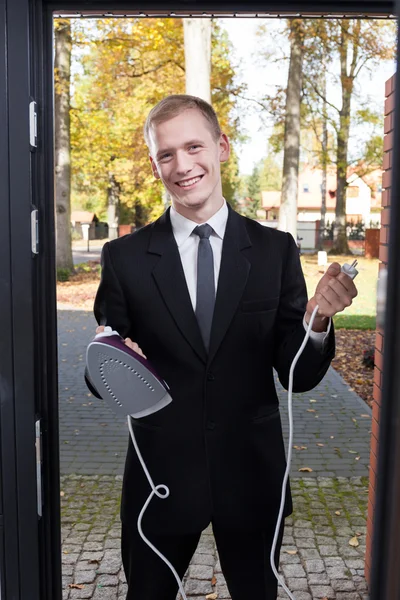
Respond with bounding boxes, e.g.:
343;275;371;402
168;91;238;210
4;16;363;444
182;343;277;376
121;519;285;600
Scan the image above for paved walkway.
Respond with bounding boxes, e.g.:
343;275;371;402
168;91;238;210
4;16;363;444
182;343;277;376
58;308;372;600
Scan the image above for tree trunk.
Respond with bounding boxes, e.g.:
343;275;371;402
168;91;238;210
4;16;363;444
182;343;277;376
183;19;211;102
333;95;351;254
278;20;304;241
331;21;359;254
318;72;328;251
54;20;73;271
107;167;120;240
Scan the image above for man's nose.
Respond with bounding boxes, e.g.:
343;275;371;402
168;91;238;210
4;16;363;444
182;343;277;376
175;151;193;175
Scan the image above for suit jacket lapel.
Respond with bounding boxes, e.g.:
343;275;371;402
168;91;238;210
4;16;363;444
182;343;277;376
149;209;207;364
208;207;252;364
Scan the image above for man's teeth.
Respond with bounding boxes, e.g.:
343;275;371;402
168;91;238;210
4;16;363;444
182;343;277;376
178;176;201;187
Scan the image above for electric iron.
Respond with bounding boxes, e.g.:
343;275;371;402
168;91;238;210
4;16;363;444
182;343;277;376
85;326;172;418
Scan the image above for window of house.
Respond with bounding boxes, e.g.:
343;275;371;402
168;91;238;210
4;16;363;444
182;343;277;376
347;187;359;198
303;184;310;193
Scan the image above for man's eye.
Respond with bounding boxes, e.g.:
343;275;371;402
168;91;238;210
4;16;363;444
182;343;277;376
189;145;201;151
159;153;171;161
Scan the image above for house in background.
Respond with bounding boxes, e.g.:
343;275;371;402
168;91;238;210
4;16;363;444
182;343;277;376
261;164;382;227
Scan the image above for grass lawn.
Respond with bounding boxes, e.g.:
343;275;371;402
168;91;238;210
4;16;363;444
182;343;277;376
301;254;379;330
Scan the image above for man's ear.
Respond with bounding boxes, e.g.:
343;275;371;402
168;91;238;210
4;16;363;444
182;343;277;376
219;133;230;163
149;156;160;180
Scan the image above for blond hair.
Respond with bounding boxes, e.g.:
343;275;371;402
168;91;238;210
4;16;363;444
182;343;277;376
144;95;222;150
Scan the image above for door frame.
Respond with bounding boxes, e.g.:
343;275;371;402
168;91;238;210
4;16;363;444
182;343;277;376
0;1;398;598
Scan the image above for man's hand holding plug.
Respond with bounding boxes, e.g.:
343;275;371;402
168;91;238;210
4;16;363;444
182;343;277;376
305;262;358;333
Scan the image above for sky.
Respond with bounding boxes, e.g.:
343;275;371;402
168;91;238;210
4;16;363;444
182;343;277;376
219;18;397;175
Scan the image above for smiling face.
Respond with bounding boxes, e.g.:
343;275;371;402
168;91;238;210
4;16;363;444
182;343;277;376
148;108;230;222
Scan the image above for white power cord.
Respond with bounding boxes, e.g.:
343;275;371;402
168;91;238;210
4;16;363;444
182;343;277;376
128;260;358;600
270;260;359;599
127;416;189;600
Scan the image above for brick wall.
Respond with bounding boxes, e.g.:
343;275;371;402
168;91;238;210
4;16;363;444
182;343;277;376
365;73;395;583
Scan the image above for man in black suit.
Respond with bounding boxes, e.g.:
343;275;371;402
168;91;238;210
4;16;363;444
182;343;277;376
93;95;357;599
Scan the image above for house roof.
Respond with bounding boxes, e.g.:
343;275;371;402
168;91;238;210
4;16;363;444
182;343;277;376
70;211;96;223
261;165;382;210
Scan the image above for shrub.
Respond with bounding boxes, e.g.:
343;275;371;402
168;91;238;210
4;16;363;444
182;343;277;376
57;267;72;282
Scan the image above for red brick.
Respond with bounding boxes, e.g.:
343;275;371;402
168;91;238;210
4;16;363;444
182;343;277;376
385;93;396;115
384;113;393;134
385;76;395;97
375;332;383;352
383;151;391;170
379;243;389;264
379;226;386;245
372;399;381;423
370;441;379;469
373;383;382;406
372;415;380;441
384;131;394;152
381;207;391;226
368;496;376;526
374;367;382;388
380;226;389;245
381;188;391;208
371;429;379;457
374;348;384;371
382;169;392;189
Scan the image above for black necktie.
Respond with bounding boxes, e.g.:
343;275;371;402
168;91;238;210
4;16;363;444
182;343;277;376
193;224;215;351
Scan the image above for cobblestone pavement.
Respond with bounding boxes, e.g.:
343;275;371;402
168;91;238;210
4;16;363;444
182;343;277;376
61;475;369;600
58;310;372;478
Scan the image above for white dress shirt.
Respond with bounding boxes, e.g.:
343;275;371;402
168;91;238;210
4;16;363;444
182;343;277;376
169;201;330;346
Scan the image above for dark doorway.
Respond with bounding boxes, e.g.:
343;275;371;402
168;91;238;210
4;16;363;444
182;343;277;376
0;1;399;599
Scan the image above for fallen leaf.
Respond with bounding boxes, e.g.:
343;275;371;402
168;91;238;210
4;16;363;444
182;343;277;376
348;450;358;454
349;536;360;547
60;491;65;497
307;409;316;413
355;456;361;461
309;399;317;403
330;436;335;439
317;443;325;447
206;594;218;600
285;550;298;555
299;467;313;472
356;532;362;537
69;584;84;589
293;445;307;450
335;511;341;516
88;559;100;564
211;576;217;585
360;414;370;418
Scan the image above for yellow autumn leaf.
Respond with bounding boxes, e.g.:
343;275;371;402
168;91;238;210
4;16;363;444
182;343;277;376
349;536;360;547
299;467;313;472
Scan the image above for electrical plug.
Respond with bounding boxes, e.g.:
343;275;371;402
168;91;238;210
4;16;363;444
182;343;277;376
341;259;358;280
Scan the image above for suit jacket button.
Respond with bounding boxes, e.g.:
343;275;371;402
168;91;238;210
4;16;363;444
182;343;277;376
207;372;215;381
206;421;215;430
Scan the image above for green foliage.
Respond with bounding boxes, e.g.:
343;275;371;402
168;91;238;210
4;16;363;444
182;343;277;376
68;18;244;226
258;153;282;191
57;267;73;282
240;165;261;218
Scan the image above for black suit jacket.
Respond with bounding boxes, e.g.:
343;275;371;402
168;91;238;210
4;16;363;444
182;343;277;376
93;206;335;534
